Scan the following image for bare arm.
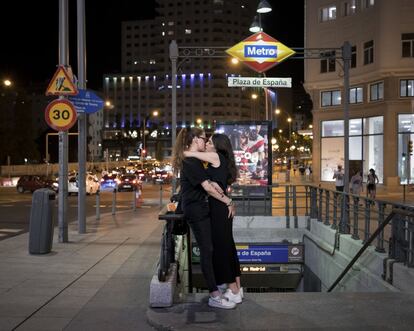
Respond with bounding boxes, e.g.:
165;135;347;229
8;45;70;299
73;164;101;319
184;151;220;167
201;180;235;218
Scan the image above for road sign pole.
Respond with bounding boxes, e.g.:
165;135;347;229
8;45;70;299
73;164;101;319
170;40;178;195
77;0;87;234
58;0;69;243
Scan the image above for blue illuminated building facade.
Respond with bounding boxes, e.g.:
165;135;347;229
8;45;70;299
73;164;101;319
102;0;262;160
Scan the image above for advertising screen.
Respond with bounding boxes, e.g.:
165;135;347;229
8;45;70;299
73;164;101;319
215;122;271;186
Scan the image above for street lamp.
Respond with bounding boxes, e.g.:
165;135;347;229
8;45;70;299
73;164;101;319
3;79;12;87
287;117;292;138
142;110;159;158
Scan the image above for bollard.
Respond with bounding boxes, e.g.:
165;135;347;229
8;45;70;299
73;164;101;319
112;188;117;215
133;188;136;212
159;184;163;207
96;191;100;220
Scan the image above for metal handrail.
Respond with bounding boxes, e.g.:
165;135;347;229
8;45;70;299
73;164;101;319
327;207;413;292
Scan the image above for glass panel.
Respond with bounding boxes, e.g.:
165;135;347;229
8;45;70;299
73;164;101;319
409;79;414;96
349;88;356;103
398;133;414;184
322;120;344;137
378;82;384;99
401;80;407;96
363;134;383;184
398;114;414;133
363;116;383;134
349;136;362;159
321;91;331;106
357;87;363;102
332;90;341;105
349;118;362;135
321;137;344;181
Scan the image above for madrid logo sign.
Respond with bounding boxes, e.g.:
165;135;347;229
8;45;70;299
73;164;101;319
226;32;295;73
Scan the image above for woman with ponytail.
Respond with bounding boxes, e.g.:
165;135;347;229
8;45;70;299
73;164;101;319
172;128;236;309
183;133;243;305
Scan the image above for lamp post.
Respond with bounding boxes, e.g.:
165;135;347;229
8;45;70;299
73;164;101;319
142;110;159;159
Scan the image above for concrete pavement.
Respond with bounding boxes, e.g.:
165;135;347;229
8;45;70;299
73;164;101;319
1;190;414;330
0;207;162;330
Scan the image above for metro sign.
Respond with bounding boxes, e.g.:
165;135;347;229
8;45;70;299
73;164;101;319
226;32;295;73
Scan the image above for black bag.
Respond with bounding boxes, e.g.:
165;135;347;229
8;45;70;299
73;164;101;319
170;192;187;235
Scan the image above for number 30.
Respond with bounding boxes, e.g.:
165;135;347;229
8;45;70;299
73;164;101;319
52;109;70;120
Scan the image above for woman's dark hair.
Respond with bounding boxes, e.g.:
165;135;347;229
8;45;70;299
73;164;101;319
172;127;204;175
211;133;238;184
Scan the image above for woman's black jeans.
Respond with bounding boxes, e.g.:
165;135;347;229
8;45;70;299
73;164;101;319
184;201;218;293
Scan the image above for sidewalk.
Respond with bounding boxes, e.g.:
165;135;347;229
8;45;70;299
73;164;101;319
0;207;162;331
1;199;414;331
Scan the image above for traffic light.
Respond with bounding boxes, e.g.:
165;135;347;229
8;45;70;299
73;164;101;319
409;140;413;156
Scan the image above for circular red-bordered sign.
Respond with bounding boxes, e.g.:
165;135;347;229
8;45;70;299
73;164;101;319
45;99;77;131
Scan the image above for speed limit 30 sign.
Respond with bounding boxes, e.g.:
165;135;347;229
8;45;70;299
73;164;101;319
45;99;77;131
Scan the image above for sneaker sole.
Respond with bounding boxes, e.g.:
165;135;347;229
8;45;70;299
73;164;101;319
208;301;236;309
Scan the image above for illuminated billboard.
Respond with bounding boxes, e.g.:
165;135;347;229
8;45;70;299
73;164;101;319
215;121;272;186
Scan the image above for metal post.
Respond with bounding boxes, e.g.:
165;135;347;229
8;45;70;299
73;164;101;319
285;185;290;228
77;0;87;234
112;188;117;215
352;197;360;240
96;191;100;220
160;184;163;207
58;0;69;243
170;40;178;194
133;188;136;212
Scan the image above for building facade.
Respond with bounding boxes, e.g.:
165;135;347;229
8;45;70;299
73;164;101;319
102;0;263;160
305;0;414;187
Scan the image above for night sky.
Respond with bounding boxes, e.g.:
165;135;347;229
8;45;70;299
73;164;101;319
1;1;304;91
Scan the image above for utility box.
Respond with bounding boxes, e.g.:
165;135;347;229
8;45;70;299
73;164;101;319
29;188;56;254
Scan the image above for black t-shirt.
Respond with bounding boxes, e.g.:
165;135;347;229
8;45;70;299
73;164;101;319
180;157;209;208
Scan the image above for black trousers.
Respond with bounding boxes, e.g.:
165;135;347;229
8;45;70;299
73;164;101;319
184;201;217;293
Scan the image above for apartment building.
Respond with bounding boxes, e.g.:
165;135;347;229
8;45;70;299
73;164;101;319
305;0;414;187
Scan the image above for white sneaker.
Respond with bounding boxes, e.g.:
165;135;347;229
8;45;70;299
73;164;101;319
217;283;228;294
223;288;242;304
208;295;237;309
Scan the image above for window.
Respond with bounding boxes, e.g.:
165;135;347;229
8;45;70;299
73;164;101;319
349;87;363;104
320;51;336;73
363;0;375;8
402;33;414;58
320;5;336;22
369;82;384;101
185;29;191;34
322;120;344;137
351;46;357;68
400;79;414;97
364;40;374;65
321;90;341;107
344;0;357;16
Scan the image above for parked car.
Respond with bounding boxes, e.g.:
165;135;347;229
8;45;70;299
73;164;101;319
117;174;142;192
16;175;56;193
68;174;100;195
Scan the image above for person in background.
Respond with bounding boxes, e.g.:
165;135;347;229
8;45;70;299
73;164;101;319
350;170;363;196
184;133;243;305
366;168;379;200
172;127;236;309
333;164;344;192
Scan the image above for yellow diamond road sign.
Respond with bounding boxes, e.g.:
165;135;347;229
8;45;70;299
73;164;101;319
46;66;78;96
226;32;295;73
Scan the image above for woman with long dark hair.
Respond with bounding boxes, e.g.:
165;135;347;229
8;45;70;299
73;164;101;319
172;128;236;309
184;133;243;304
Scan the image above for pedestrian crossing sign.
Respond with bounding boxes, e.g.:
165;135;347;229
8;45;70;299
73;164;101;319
45;65;78;96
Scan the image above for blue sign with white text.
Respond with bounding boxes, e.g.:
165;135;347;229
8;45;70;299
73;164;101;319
68;89;104;114
236;244;289;264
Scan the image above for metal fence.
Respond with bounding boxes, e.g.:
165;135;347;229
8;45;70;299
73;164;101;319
230;184;414;268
